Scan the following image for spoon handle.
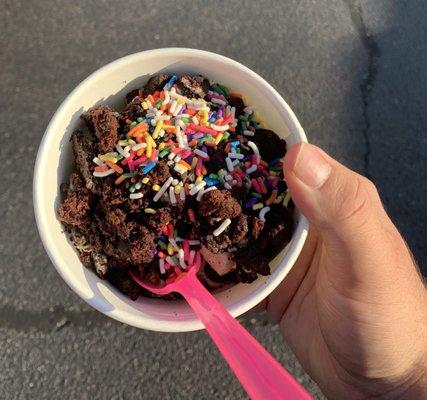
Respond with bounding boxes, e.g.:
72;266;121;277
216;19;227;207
174;271;312;400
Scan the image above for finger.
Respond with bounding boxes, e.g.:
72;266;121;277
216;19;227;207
283;143;395;286
266;226;319;323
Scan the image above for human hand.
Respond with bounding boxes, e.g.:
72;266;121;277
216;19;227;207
267;143;427;399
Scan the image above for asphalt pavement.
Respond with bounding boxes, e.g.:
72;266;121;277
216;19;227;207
0;0;426;399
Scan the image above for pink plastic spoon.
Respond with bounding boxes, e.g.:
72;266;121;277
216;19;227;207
130;252;312;400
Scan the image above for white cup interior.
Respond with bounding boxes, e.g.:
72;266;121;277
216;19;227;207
33;48;309;332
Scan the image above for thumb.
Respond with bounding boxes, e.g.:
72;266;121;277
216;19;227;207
283;143;392;282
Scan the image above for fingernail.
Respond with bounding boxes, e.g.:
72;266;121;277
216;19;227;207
293;144;332;188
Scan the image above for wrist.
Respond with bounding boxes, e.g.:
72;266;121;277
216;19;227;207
341;362;425;400
357;261;427;399
385;355;426;400
351;333;427;400
396;372;426;400
337;305;427;400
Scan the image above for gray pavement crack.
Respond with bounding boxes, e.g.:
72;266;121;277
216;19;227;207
344;0;381;178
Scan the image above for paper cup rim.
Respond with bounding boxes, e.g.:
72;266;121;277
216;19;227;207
33;48;309;332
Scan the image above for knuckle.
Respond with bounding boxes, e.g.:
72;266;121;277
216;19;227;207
361;176;378;197
333;175;372;224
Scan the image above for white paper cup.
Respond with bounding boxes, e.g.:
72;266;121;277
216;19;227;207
33;48;309;332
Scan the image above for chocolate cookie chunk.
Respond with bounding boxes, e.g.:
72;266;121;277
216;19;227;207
206;142;228;172
103;240;132;266
199;190;241;222
144;74;171;94
94;207;117;242
250;217;265;239
105;208;129;240
92;252;109;278
149;160;171;186
82;105;119;153
100;177;128;208
122;95;145;121
251;128;287;161
71;130;99;194
138;261;161;287
202;233;230;253
228;95;245;117
178;75;209;98
258;205;293;257
125;88;144;103
67;227;94;268
202;214;248;253
58;172;91;228
129;226;156;265
145;207;175;232
176;221;198;240
231;214;249;244
107;268;142;300
126;195;148;214
233;243;270;283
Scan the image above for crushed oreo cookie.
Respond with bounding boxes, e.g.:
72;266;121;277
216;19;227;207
58;74;294;300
